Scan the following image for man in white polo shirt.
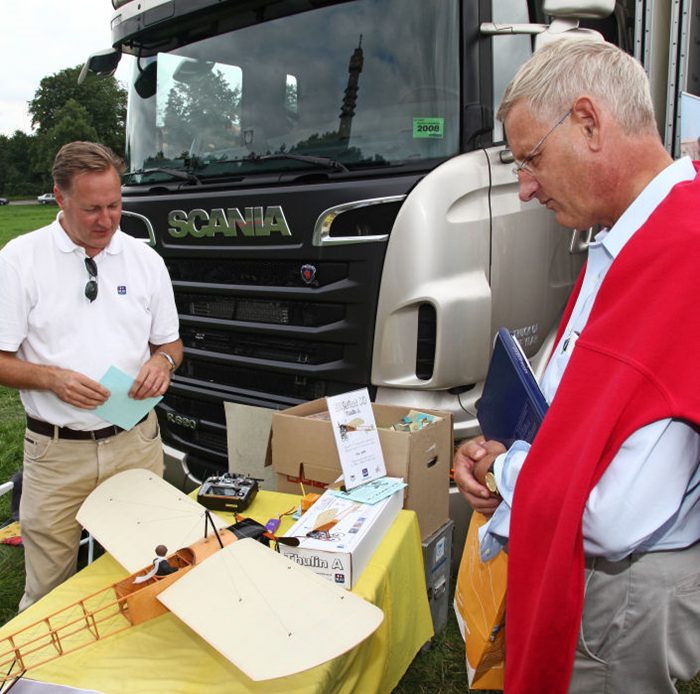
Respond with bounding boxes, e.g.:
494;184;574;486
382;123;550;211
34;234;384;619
0;141;182;611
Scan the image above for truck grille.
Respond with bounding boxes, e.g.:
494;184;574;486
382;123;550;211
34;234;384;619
164;394;224;423
176;293;343;326
132;177;418;473
180;325;342;365
166;258;347;287
180;360;328;401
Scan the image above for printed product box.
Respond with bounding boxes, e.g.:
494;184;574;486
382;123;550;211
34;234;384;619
271;399;452;540
279;486;404;589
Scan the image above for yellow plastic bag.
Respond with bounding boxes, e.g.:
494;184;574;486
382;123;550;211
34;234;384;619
453;511;507;689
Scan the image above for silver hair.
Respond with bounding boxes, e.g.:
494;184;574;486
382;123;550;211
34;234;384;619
497;38;658;137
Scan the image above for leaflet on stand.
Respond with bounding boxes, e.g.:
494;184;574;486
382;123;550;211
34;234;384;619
326;388;386;490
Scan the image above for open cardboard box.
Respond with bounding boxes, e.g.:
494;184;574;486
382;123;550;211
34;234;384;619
271;399;452;540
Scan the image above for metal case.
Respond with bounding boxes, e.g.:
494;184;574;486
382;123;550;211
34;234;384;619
421;519;454;637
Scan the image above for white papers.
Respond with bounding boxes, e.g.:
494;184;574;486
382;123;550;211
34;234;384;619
326;388;386;490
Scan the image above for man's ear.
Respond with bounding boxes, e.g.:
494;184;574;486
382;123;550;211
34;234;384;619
53;185;66;211
571;96;604;152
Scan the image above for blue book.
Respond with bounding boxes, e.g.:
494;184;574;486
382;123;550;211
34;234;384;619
477;328;549;448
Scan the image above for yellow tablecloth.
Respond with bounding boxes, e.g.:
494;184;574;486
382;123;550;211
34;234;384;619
1;490;433;693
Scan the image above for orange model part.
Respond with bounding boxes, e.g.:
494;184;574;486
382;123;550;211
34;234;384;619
0;528;241;683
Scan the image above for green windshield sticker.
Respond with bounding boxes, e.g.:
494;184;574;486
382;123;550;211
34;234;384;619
413;118;444;139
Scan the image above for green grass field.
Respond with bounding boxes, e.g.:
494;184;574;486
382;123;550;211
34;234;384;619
0;204;57;248
0;205;55;626
0;203;698;692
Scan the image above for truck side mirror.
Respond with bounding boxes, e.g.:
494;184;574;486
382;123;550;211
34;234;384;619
135;61;158;100
78;48;122;84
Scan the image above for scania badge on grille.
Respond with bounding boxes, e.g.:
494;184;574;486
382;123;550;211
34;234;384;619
301;264;317;284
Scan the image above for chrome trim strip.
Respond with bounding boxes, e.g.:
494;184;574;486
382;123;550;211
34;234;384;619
312;195;406;247
121;209;156;246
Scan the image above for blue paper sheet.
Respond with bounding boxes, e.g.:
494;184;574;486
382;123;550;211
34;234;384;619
93;366;162;430
331;476;407;505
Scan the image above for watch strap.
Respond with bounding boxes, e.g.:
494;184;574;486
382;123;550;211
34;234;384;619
157;351;177;372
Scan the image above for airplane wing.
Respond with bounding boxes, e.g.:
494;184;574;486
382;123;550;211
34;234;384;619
157;537;384;681
76;468;228;573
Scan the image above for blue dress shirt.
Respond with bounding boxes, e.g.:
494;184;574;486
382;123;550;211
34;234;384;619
480;157;700;562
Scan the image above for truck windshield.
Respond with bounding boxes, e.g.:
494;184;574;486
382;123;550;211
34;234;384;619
124;0;460;181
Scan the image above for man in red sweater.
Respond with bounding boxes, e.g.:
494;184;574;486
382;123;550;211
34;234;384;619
455;39;700;693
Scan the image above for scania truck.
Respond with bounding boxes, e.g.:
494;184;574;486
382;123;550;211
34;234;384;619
84;0;699;487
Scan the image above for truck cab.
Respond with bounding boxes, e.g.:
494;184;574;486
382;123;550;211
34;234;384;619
86;0;697;486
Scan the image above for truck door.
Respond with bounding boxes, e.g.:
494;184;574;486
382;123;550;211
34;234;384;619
372;0;586;426
488;0;586;366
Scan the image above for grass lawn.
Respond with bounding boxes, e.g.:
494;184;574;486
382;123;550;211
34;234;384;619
0;204;699;692
0;204;57;248
0;206;56;625
0;385;25;627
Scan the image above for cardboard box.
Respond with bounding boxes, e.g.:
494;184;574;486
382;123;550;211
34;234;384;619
272;399;452;540
279;486;404;589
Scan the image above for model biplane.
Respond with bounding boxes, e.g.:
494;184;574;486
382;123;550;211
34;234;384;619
0;469;384;685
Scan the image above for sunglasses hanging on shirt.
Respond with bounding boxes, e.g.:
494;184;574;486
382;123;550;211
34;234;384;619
84;257;98;302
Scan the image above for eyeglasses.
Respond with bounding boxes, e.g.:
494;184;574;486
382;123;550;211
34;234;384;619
84;257;98;303
512;108;572;177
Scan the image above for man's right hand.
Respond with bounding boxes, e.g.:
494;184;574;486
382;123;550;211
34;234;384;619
49;368;110;409
454;436;506;516
0;351;109;410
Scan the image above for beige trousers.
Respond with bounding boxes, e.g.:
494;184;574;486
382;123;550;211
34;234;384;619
18;410;163;612
569;541;700;693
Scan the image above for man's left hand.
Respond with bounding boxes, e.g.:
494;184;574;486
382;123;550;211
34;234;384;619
129;357;172;399
454;437;506;516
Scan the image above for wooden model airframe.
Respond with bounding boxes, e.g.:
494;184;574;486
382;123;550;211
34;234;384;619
0;469;384;684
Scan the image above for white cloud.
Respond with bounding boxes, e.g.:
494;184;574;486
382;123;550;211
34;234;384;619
0;1;132;136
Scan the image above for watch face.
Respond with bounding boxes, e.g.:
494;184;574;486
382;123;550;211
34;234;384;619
485;472;498;495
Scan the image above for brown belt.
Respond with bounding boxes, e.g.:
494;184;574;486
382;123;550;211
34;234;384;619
26;414;148;440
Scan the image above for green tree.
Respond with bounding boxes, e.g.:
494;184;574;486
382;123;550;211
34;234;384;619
161;67;240;159
29;100;100;186
0;131;43;196
28;66;127;156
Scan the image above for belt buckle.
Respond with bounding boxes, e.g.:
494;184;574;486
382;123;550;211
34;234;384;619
92;425;118;440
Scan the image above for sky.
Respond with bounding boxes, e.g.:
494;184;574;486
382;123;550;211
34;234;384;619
0;1;133;136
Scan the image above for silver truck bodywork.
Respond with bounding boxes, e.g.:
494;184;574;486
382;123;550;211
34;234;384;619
85;0;700;486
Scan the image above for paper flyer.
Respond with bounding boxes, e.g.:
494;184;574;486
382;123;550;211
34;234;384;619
93;366;162;430
326;388;386;490
332;476;406;505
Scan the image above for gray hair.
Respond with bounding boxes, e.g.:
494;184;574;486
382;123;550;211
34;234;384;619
52;141;125;193
497;39;658;137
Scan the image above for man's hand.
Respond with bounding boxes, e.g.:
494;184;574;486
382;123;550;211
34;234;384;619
129;355;173;400
49;368;111;409
454;436;506;516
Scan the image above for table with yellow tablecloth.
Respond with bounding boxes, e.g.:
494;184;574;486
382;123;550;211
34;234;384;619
0;490;433;694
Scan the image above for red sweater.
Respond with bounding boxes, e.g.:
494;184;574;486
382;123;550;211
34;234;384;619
505;163;700;693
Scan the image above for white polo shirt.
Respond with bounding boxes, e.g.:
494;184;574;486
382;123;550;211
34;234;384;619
0;214;180;429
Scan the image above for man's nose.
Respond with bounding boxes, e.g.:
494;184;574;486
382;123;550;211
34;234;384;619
517;173;540;202
98;207;112;226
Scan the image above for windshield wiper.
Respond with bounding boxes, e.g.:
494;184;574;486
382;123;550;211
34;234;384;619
124;167;202;185
249;152;350;173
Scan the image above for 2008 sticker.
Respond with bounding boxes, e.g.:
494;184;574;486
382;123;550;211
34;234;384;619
413;117;444;139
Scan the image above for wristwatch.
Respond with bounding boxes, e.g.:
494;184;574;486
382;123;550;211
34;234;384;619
157;351;177;373
484;463;501;498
